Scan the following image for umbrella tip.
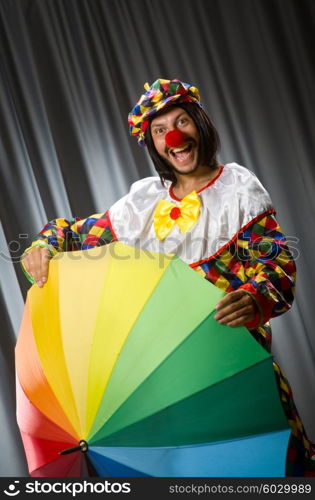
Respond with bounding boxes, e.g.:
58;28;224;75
59;440;89;455
79;440;88;452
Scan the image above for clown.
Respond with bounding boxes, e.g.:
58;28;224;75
21;78;314;476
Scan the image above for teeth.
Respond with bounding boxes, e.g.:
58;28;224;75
172;145;189;153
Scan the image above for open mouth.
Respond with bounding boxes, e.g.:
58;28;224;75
170;143;193;162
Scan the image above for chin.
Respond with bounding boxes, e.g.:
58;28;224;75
171;163;199;176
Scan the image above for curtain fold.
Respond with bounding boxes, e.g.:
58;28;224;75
0;0;314;476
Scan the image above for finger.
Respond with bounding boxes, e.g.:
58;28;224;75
226;315;252;327
214;295;253;320
34;249;50;286
24;248;49;286
29;250;45;286
39;249;51;284
24;253;39;284
215;290;248;310
22;254;31;273
215;305;254;325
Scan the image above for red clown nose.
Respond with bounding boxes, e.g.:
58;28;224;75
165;129;186;148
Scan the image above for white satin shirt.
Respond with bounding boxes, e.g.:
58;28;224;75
109;163;274;266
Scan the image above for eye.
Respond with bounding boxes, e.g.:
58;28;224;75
153;127;165;136
177;117;189;126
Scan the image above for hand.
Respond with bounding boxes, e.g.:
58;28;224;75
214;289;257;327
22;247;52;287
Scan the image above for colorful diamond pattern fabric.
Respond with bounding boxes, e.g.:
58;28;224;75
128;79;201;146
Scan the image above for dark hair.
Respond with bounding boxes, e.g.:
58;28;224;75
144;102;221;185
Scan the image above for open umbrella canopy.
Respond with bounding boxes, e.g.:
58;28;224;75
16;242;290;477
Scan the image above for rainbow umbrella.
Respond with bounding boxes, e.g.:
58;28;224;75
16;242;290;477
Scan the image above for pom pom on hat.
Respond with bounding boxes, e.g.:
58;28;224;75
128;79;201;147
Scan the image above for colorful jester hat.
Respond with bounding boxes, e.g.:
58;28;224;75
128;79;202;146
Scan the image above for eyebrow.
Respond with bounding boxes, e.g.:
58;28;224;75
151;111;187;128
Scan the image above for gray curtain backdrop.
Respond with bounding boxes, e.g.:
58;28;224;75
0;0;314;476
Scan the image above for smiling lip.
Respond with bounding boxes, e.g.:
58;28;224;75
169;143;193;161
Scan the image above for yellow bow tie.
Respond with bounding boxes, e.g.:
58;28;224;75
153;191;201;241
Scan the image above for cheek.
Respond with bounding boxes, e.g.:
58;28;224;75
153;137;166;154
189;127;199;140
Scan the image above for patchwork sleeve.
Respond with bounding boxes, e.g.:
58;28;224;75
236;213;296;329
21;211;116;283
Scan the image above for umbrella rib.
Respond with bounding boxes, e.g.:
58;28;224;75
17;396;79;444
90;309;223;435
103;313;270;423
86;256;174;433
92;356;275;444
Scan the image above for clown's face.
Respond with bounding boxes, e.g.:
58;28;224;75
150;107;200;176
